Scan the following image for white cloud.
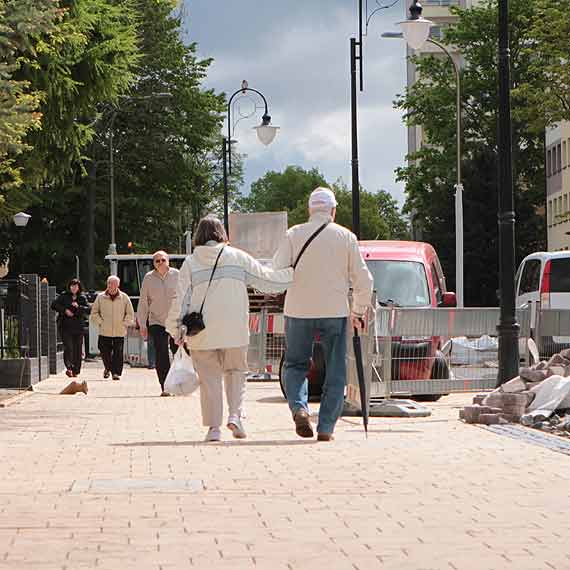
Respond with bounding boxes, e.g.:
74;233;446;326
184;0;409;205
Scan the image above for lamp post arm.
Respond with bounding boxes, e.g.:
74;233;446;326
427;37;461;186
226;86;270;175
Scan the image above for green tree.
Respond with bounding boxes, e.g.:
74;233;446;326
0;0;60;217
242;165;408;241
239;166;327;213
396;0;550;305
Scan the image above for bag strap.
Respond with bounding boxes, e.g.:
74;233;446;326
199;246;225;313
293;223;329;270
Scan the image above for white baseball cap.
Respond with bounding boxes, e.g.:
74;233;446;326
308;187;337;209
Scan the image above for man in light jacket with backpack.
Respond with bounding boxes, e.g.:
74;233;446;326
273;187;373;442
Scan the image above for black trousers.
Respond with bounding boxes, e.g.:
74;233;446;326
63;332;83;375
148;325;177;389
98;336;124;377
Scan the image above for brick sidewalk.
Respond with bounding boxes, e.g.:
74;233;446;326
0;361;569;570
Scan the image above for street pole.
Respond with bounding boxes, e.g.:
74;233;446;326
350;37;361;239
222;82;277;237
496;0;519;385
222;136;229;237
108;122;117;256
429;37;463;307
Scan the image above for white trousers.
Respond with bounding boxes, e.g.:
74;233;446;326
191;346;248;428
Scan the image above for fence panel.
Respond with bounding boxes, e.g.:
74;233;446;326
369;307;531;399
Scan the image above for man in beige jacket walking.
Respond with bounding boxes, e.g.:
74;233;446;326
137;251;179;396
273;187;373;441
90;276;135;381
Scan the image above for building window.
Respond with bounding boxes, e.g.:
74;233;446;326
547;149;552;177
429;26;443;39
558;144;562;173
564;194;568;216
549;200;553;226
564;140;568;168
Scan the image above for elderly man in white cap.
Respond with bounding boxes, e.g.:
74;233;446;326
273;186;373;441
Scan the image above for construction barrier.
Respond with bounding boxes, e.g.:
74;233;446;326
366;307;532;400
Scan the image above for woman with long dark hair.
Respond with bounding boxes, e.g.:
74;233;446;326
166;215;293;442
51;278;90;377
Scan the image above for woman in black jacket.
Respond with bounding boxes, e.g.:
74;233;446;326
51;279;90;377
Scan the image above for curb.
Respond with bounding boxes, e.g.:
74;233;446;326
0;388;33;408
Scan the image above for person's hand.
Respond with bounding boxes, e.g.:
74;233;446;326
351;313;365;331
174;337;184;347
71;301;78;308
140;327;148;340
65;309;74;317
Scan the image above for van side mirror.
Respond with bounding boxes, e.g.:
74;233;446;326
440;292;457;307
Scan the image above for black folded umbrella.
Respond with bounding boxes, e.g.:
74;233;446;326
352;326;369;437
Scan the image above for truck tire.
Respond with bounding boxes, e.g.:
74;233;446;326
413;350;450;403
278;341;326;401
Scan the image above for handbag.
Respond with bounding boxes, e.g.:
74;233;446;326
164;348;199;396
182;246;225;336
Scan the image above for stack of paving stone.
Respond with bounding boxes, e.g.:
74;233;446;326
459;349;570;425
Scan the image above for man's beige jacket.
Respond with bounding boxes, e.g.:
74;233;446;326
273;211;373;318
90;291;135;337
137;267;179;328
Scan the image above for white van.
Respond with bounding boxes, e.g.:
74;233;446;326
515;251;570;355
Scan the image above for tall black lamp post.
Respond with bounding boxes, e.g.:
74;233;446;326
496;0;519;385
222;80;278;237
13;212;31;275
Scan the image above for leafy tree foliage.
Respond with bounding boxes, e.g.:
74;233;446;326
0;0;60;216
241;166;409;241
3;0;228;289
396;0;552;305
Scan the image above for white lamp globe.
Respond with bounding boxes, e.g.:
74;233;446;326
255;124;279;146
398;17;433;50
13;212;31;227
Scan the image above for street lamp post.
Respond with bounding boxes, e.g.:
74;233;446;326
382;19;464;307
13;212;31;275
222;81;278;237
349;0;405;239
106;93;172;256
496;0;519;384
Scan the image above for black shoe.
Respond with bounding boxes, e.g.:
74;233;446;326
103;369;110;379
112;375;120;381
293;410;314;438
65;369;73;378
317;433;334;442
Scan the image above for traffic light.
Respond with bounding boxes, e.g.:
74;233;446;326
127;241;134;253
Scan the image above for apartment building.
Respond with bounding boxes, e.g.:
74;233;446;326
546;121;570;251
406;0;482;156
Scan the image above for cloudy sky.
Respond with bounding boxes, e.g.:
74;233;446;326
181;1;409;204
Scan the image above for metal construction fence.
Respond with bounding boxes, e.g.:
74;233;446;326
0;277;32;359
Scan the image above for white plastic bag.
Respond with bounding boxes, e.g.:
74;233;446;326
164;348;199;396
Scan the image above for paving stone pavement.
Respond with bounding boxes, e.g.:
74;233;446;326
1;361;569;570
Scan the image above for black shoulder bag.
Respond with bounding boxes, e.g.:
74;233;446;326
182;246;225;337
275;223;329;307
293;222;329;270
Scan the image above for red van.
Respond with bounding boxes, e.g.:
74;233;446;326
360;241;456;396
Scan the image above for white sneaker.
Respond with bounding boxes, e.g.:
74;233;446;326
227;417;247;439
204;427;221;442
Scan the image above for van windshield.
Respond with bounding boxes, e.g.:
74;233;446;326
550;259;570;292
365;260;431;307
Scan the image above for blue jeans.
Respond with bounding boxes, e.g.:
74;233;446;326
283;317;347;434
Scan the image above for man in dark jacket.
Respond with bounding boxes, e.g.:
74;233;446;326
51;279;90;377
